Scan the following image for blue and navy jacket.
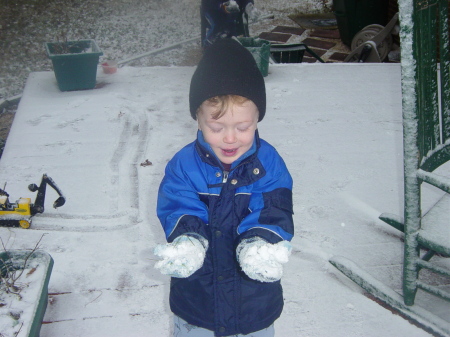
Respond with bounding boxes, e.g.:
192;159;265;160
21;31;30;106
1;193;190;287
157;130;294;336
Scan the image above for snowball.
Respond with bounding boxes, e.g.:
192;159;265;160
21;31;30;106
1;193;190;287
154;235;207;278
238;239;292;282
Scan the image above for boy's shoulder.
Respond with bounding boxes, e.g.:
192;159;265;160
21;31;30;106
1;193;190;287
259;138;275;150
169;141;197;164
258;138;282;158
257;138;289;170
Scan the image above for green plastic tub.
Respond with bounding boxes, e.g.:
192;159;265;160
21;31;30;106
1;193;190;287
45;39;103;91
0;250;54;337
238;37;271;77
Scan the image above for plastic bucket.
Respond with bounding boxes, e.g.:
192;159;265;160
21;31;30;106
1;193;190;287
45;39;103;91
238;37;271;77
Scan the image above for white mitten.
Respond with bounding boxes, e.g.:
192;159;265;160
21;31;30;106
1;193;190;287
154;235;208;278
237;237;291;282
245;3;260;21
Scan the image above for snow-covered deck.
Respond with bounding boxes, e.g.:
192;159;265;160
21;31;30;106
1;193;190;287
0;63;447;336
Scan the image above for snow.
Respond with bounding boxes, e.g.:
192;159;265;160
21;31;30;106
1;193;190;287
0;250;51;337
0;0;449;336
0;62;448;336
0;266;43;337
237;238;291;282
154;235;208;278
0;0;332;100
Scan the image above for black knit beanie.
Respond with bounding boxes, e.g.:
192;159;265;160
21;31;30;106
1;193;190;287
189;38;266;121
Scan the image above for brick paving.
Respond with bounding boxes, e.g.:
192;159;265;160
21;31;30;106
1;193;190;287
258;31;291;44
258;25;351;63
271;26;306;36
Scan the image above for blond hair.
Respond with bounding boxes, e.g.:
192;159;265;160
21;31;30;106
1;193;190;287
198;95;256;120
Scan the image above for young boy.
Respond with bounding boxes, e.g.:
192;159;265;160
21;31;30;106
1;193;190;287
154;38;294;337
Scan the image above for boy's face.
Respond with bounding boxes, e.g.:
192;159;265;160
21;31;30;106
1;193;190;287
197;99;259;165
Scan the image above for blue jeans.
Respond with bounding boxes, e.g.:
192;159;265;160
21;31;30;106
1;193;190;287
173;316;275;337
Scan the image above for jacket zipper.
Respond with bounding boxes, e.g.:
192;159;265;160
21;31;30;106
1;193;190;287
222;170;229;183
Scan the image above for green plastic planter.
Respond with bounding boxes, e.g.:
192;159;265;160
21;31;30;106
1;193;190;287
45;39;103;91
238;37;271;77
0;250;54;337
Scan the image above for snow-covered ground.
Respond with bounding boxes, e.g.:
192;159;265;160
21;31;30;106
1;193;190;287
0;0;335;156
0;0;331;101
0;62;448;336
0;0;449;336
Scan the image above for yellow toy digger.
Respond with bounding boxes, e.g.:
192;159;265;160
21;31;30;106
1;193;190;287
0;174;65;228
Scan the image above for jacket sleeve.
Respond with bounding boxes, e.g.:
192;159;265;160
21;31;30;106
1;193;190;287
237;151;294;244
157;156;210;243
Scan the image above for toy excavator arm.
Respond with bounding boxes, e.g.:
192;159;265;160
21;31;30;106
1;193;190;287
28;174;65;215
